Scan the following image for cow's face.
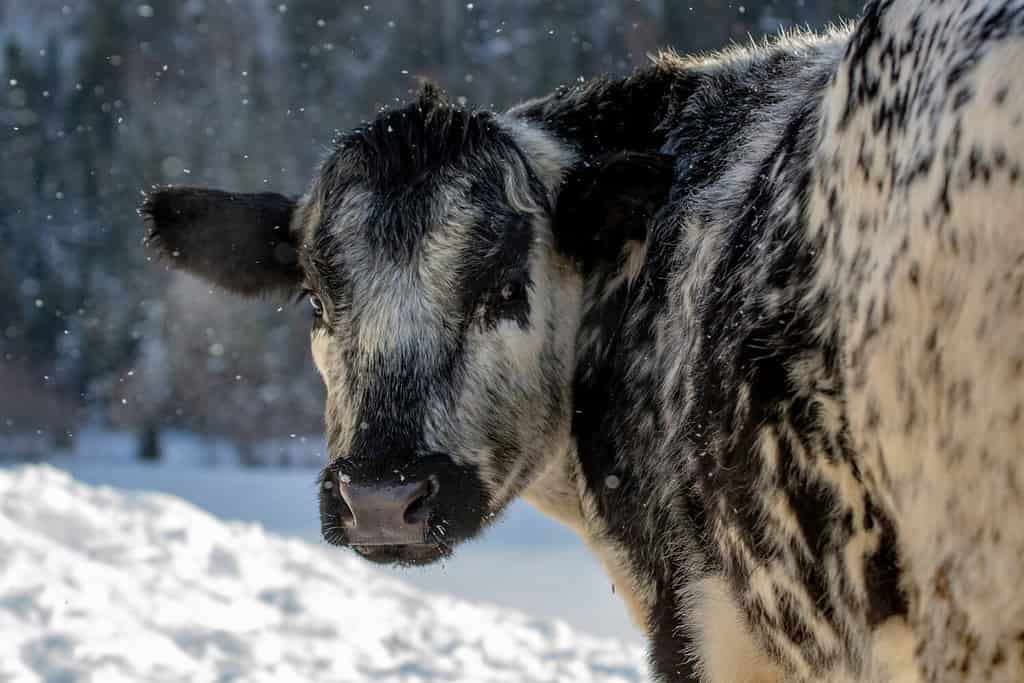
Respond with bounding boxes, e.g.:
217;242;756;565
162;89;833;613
298;98;585;566
145;91;579;566
143;88;672;566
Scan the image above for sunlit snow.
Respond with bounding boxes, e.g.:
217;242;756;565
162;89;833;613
0;465;648;682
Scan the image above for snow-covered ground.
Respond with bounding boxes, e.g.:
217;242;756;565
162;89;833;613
0;465;649;682
2;425;640;642
51;459;640;643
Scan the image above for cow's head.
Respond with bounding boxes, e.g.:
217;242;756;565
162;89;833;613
143;85;671;566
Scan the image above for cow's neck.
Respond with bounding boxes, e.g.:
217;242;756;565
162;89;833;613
510;64;703;630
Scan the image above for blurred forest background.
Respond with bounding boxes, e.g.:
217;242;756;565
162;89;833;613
0;0;861;464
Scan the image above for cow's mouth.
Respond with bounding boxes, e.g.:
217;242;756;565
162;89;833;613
351;542;451;566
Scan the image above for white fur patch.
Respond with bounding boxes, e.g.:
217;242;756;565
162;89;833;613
683;576;784;683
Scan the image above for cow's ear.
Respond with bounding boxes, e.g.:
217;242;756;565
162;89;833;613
142;187;302;297
553;151;673;270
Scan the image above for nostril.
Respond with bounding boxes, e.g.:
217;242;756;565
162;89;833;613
337;497;356;527
324;475;356;527
402;478;436;525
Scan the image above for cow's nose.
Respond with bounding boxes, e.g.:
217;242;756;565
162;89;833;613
337;479;434;545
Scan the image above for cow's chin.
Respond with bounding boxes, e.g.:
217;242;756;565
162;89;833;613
351;543;452;567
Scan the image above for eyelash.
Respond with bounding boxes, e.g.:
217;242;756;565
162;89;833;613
480;276;530;326
497;279;527;306
303;289;326;321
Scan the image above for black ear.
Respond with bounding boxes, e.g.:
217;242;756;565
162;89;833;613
141;187;302;297
554;151;674;270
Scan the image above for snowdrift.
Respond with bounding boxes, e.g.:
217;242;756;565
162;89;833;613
0;465;648;682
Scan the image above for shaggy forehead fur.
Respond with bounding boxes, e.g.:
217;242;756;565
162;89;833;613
295;89;565;328
302;90;548;239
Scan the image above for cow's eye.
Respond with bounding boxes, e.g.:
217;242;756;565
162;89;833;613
489;277;529;324
309;293;325;319
499;281;520;302
498;279;527;305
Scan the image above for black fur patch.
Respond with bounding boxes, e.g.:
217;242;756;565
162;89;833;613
554;151;675;272
648;584;700;682
512;64;692;160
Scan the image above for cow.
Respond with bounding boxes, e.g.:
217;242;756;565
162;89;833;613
142;0;1024;680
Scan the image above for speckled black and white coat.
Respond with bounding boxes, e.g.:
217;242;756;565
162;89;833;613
506;1;1024;679
143;1;1024;680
